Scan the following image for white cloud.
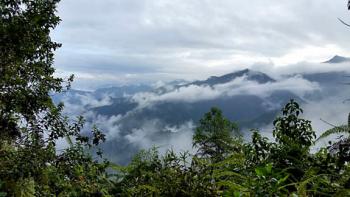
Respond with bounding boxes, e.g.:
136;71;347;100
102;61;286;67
271;44;350;66
131;74;320;107
303;95;350;150
59;92;112;115
125;120;196;155
52;0;350;88
55;61;349;162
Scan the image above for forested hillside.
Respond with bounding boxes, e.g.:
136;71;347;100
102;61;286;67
1;0;350;196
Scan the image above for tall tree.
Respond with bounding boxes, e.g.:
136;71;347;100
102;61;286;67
272;100;316;182
0;0;71;139
0;1;110;195
193;107;240;162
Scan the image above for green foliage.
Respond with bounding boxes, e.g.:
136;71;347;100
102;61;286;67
273;99;315;148
112;148;219;196
0;0;72;140
0;0;112;196
247;130;275;165
193;107;240;162
2;0;350;195
114;100;350;196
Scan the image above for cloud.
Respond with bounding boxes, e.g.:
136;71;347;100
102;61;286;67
89;114;123;139
55;68;349;164
85;113;196;164
251;62;350;79
52;0;350;88
303;94;350;149
61;96;196;161
58;92;113;115
124;120;195;154
131;74;320;107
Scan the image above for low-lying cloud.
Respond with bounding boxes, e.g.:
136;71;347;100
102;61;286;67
132;75;320;107
55;69;350;164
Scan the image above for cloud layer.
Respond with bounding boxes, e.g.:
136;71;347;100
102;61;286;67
55;70;338;164
52;0;350;89
131;75;320;106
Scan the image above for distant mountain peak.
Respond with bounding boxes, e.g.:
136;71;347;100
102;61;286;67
323;55;350;64
189;69;275;87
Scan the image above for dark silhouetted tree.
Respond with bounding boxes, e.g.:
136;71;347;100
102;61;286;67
193;107;240;162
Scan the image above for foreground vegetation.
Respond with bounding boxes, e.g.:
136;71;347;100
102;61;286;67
110;101;350;196
1;0;350;196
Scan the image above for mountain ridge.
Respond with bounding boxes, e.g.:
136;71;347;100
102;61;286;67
323;55;350;64
186;69;276;87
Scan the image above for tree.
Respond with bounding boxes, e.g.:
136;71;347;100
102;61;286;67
113;101;350;196
271;100;316;185
273;99;315;149
0;1;111;195
193;107;240;162
112;148;218;196
0;0;72;139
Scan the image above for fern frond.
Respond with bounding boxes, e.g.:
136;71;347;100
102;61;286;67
316;125;349;142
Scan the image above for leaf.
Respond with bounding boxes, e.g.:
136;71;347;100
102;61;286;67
217;180;247;191
65;136;74;147
255;167;265;177
214;171;246;180
316;125;349;141
277;175;290;186
15;178;35;197
265;163;272;174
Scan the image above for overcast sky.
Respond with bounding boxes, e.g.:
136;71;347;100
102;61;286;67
52;0;350;89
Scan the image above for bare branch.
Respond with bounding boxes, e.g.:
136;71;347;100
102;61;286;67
338;18;350;27
320;118;338;128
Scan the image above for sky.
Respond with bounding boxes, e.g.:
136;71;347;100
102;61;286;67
52;0;350;90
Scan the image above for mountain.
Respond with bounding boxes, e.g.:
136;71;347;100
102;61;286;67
91;69;309;164
93;97;138;116
54;68;342;164
54;68;314;129
91;69;305;148
300;71;349;100
187;69;275;87
302;71;348;85
149;69;275;95
93;69;285;120
52;84;152;106
94;84;152;99
323;55;350;64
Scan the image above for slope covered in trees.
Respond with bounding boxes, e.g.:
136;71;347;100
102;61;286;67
1;0;350;196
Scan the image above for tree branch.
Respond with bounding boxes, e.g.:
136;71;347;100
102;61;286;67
338;18;350;27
